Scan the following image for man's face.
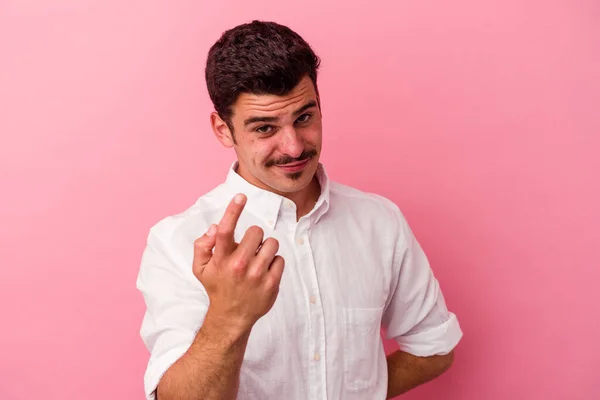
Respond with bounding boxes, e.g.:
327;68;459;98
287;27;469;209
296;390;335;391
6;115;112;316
212;76;322;195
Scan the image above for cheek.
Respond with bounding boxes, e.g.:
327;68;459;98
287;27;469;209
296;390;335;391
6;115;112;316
249;140;277;161
303;125;322;146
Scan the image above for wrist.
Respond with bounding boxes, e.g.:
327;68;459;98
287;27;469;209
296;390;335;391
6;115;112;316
199;308;253;349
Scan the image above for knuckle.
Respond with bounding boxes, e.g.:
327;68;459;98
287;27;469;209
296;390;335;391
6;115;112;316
193;237;205;249
230;256;247;272
265;275;281;291
247;268;263;281
225;208;236;221
217;226;233;238
192;263;203;278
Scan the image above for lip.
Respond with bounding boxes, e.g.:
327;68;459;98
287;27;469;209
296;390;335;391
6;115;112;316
276;158;310;173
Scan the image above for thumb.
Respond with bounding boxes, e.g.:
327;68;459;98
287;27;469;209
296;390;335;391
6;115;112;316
193;224;218;268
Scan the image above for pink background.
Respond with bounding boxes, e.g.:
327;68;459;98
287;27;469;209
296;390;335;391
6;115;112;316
1;0;599;399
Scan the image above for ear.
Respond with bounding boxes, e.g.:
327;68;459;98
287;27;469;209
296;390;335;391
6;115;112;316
210;112;235;148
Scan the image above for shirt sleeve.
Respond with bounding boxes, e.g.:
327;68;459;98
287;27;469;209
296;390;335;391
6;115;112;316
381;206;463;357
136;227;210;399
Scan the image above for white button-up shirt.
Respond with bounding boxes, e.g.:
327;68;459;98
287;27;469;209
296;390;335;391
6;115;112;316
137;162;462;400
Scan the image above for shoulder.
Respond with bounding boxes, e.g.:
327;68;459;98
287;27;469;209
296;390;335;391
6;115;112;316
327;180;416;249
146;184;228;246
329;180;406;223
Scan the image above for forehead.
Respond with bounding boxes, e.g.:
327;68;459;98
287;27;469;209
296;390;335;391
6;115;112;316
233;76;317;118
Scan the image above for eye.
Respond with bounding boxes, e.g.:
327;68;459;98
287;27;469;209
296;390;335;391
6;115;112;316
296;113;312;124
255;125;274;134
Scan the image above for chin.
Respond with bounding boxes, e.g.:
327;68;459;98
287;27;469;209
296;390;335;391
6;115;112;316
279;167;317;191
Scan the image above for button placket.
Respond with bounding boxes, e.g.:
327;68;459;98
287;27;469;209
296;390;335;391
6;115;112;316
296;223;327;400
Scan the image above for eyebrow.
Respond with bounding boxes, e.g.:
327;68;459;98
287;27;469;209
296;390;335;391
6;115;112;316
243;100;318;127
292;100;318;117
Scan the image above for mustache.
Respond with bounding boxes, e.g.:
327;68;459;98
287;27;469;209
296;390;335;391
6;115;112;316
265;149;318;168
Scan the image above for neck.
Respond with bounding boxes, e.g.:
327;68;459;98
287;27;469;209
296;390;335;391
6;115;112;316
235;163;321;221
285;176;321;220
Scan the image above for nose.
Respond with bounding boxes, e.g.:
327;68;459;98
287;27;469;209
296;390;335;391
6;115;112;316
279;127;304;159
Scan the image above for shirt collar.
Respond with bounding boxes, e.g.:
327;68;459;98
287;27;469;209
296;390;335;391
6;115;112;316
223;161;331;228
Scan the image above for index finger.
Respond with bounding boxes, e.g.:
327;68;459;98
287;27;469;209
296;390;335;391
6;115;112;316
214;193;247;258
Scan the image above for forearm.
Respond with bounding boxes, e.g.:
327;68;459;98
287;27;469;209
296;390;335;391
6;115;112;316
156;314;251;400
386;349;454;398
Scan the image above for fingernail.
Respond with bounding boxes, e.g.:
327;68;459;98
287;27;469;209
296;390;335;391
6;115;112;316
207;224;217;236
234;193;245;204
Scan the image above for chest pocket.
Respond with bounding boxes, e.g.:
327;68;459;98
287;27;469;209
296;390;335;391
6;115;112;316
342;305;385;392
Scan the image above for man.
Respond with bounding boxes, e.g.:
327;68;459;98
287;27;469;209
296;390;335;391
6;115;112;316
137;20;462;400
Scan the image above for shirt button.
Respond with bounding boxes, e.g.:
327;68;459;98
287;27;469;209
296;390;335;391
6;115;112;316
297;237;305;245
267;220;274;226
309;295;317;304
313;352;321;361
286;201;294;209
